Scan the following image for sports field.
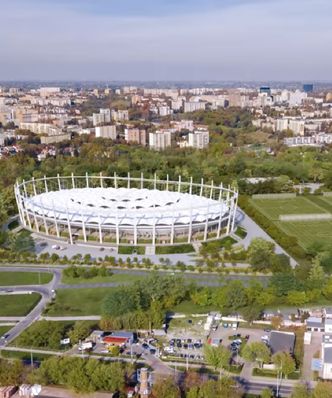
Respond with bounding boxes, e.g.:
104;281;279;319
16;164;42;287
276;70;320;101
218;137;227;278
250;195;332;249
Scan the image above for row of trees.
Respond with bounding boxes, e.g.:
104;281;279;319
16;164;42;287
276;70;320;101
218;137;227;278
100;274;192;330
15;320;96;350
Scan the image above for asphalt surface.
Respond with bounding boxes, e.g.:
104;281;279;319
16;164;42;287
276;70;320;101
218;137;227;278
0;266;61;347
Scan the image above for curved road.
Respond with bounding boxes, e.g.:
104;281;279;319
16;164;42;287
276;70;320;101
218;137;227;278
0;267;61;347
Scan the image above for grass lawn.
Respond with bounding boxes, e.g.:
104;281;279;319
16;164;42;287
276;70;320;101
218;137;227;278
0;293;41;316
253;367;300;380
250;195;332;249
118;246;145;255
0;350;52;362
0;272;52;286
156;244;194;254
44;288;115;316
276;219;332;249
61;272;145;285
170;300;217;314
0;326;12;336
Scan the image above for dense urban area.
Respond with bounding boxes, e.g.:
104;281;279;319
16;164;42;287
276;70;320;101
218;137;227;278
1;82;332;398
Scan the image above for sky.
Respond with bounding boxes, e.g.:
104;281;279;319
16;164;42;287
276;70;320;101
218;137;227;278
0;0;331;81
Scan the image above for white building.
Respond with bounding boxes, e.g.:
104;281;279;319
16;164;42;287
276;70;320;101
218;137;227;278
92;108;111;126
159;106;173;117
188;129;209;149
184;101;206;113
95;125;117;139
149;131;172;150
111;109;129;122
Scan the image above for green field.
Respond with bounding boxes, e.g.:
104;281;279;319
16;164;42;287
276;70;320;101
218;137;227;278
0;272;52;286
0;293;41;316
45;288;114;316
0;326;12;337
61;272;145;285
250;196;328;220
251;195;332;249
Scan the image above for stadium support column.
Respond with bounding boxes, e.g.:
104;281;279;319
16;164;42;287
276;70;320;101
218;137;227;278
200;178;204;196
116;213;120;245
231;193;238;232
40;198;48;235
81;214;87;242
32;206;40;233
114;172;118;189
218;183;223;201
226;188;231;235
32;177;37;196
154;173;157;190
217;184;224;238
57;174;61;191
188;205;193;243
134;222;138;246
71;173;75;189
66;210;73;245
171;216;175;244
178;175;182;193
189;177;193;195
141;172;144;189
100;172;103;188
44;176;48;193
52;201;60;238
98;214;102;244
22;181;32;229
127;172;131;189
166;174;169;191
210;181;214;199
204;203;210;241
152;218;156;246
14;185;24;226
86;172;89;188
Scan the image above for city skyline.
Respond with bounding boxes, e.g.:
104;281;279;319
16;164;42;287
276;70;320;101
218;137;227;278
1;0;332;81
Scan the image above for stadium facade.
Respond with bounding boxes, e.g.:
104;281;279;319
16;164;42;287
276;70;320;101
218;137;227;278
14;174;238;247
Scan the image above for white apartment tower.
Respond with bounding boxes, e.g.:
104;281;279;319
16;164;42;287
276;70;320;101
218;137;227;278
149;131;172;150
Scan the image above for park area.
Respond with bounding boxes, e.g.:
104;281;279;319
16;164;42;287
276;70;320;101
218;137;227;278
250;194;332;249
0;293;41;316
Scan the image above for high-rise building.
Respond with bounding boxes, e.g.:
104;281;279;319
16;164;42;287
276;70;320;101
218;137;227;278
188;129;209;149
303;84;314;93
149;131;172;150
260;86;271;95
95;125;117;139
124;128;146;145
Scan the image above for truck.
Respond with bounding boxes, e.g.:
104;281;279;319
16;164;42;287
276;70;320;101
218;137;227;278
78;341;93;351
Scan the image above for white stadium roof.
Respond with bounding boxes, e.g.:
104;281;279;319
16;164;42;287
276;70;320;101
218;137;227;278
24;188;228;226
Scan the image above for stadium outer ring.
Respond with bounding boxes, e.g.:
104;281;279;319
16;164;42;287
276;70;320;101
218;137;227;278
14;173;238;247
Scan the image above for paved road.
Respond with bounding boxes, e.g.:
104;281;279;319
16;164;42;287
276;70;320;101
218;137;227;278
237;209;297;267
0;267;61;347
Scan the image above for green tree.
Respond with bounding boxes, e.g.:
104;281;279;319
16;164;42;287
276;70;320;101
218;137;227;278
308;257;325;289
313;381;332;398
187;377;242;398
151;377;181;398
261;387;273;398
247;238;275;271
242;342;271;368
286;290;307;306
204;344;231;377
0;359;24;386
68;321;93;345
291;383;311;398
272;352;296;379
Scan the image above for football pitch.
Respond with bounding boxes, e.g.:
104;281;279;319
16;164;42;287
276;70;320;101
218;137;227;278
250;195;332;249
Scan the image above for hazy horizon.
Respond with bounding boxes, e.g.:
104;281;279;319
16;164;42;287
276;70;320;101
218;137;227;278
1;0;331;81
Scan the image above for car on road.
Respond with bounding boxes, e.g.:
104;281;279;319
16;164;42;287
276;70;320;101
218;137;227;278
1;333;10;340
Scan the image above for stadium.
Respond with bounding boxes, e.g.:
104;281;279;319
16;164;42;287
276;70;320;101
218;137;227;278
14;174;238;248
